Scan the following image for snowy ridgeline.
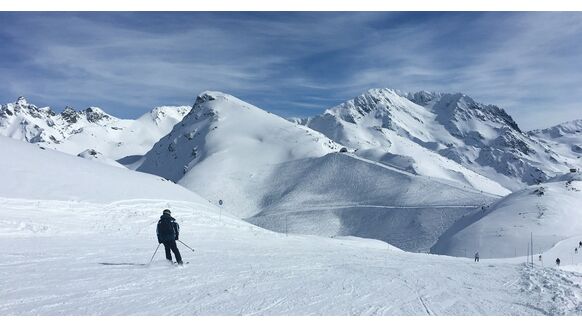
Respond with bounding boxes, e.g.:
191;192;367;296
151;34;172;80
301;88;581;191
3;89;581;193
0;96;190;161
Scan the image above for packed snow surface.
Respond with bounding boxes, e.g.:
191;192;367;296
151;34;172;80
2;198;582;315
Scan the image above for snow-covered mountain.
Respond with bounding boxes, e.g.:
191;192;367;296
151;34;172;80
137;91;497;252
137;91;342;216
0;96;190;161
529;119;582;171
301;88;573;191
532;119;582;140
432;171;582;259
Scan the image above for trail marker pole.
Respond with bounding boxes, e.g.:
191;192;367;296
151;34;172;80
218;199;223;222
531;232;534;266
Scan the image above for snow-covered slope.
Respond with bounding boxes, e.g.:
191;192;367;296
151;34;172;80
302;88;572;191
0;97;190;161
248;152;495;252
137;91;342;216
432;172;582;259
77;149;128;169
137;91;497;252
0;136;207;203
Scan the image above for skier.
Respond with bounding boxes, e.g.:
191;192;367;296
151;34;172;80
579;241;582;248
576;248;578;254
474;251;479;262
556;258;561;266
156;209;183;265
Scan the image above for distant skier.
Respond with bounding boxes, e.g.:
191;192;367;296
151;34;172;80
576;248;578;254
474;252;480;262
579;241;582;248
556;258;561;266
156;209;183;265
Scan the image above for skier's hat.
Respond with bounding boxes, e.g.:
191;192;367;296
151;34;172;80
163;209;171;215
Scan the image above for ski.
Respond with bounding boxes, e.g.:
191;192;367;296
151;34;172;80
99;262;148;266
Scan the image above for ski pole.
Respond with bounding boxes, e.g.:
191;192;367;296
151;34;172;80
148;243;161;265
178;240;195;252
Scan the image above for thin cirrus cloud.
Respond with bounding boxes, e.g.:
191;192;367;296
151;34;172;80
0;12;581;130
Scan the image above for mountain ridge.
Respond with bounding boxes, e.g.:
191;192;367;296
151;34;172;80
299;88;578;190
0;96;190;160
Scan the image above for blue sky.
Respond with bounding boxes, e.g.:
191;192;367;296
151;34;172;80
1;12;582;130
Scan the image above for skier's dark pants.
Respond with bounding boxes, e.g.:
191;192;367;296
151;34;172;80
163;240;182;263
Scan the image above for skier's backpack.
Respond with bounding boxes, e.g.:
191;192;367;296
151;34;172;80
157;217;177;241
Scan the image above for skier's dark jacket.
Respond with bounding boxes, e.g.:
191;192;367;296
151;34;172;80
156;213;179;243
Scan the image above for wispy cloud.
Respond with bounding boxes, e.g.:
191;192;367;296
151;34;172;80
0;12;581;129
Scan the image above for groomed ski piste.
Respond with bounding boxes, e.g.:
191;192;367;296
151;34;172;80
2;137;582;315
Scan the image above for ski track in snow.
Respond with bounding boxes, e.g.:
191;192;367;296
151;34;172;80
255;204;482;216
1;197;582;315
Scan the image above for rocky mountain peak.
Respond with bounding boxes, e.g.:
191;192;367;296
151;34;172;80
61;106;80;124
84;107;110;123
15;96;29;107
194;92;219;107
